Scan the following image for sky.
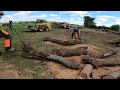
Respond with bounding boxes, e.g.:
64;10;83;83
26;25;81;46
0;11;120;27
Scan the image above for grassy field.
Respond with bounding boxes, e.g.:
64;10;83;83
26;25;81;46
0;24;120;79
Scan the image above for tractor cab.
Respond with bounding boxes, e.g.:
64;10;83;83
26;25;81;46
35;19;48;27
61;22;70;29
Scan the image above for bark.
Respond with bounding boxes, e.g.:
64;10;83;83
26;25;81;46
51;47;88;57
78;64;93;79
43;37;83;46
22;41;80;70
109;40;120;44
89;47;120;59
79;64;86;72
81;56;120;68
101;70;120;79
109;40;120;47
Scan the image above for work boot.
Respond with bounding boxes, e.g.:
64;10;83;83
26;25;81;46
8;48;16;51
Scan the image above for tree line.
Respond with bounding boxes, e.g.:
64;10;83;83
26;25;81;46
83;16;120;31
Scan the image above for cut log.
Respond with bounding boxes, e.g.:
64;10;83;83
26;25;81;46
102;70;120;79
79;64;86;72
51;47;88;57
109;40;120;47
22;41;80;70
43;37;83;46
78;64;93;79
109;40;120;44
89;47;120;59
81;56;120;68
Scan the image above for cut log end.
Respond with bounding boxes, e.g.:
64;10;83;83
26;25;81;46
79;73;87;79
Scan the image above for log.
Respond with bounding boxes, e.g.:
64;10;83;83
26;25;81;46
109;40;120;47
112;32;120;35
43;37;83;46
78;64;93;79
102;70;120;79
51;47;88;57
109;40;120;44
22;41;80;70
81;56;120;68
89;47;120;59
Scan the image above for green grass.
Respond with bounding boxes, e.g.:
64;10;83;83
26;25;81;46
0;24;59;79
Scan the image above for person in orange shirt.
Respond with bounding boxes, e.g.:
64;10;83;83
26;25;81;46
0;29;15;51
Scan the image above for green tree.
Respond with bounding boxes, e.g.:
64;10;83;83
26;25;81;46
83;16;96;28
110;25;119;31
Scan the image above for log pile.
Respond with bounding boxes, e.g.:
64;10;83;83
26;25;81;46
22;41;81;70
21;40;120;79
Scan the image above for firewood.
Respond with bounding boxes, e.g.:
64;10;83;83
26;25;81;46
78;64;93;79
102;70;120;79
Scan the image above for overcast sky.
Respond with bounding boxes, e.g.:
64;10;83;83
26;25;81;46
0;11;120;27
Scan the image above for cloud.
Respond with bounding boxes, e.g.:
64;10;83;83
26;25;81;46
13;11;32;17
103;23;115;27
68;17;83;25
47;17;62;22
95;15;117;26
97;11;102;12
0;11;47;22
61;11;89;17
50;14;58;17
114;18;120;24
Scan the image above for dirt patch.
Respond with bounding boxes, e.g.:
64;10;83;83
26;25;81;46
48;61;79;79
0;63;20;79
47;56;86;79
92;66;120;79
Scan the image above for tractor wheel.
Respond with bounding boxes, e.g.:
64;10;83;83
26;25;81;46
45;26;50;31
38;26;44;32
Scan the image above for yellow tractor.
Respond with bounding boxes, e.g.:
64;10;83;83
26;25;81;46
61;22;71;29
27;19;51;32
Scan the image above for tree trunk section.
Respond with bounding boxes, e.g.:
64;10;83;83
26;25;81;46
81;56;120;68
102;70;120;79
51;47;88;57
109;40;120;44
78;64;93;79
22;41;81;70
89;47;120;59
43;37;83;46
